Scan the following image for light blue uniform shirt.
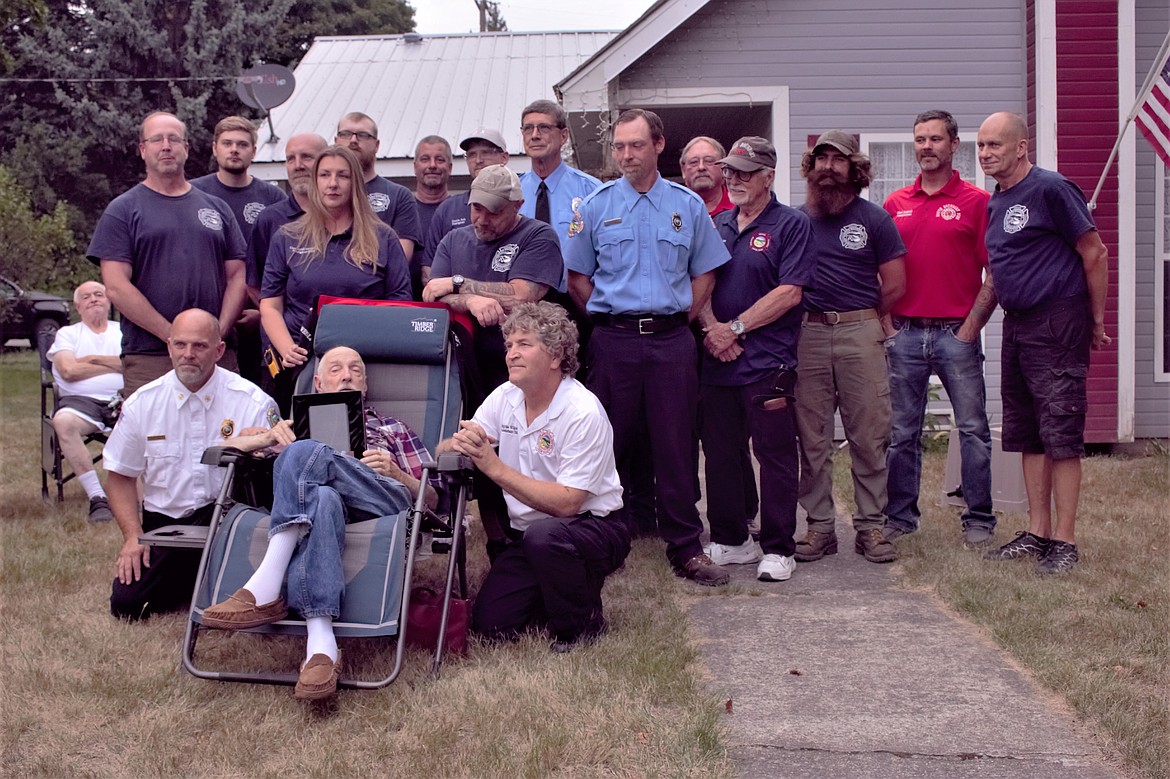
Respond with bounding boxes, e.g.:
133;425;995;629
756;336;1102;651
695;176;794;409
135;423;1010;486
520;161;600;293
565;174;730;315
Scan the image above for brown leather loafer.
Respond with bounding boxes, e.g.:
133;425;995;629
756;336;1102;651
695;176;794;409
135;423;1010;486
200;588;288;630
794;530;838;562
295;652;342;701
676;553;730;586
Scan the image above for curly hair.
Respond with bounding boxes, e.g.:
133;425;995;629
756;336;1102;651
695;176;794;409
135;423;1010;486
799;148;873;191
502;301;580;377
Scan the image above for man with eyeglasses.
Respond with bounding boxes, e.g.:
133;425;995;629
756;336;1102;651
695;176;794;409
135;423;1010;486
420;128;510;288
90;111;248;397
565;108;732;587
335;112;420;263
680;136;734;217
793;130;907;566
695;137;814;583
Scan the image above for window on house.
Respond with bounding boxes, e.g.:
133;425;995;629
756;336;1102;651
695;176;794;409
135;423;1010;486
860;134;987;204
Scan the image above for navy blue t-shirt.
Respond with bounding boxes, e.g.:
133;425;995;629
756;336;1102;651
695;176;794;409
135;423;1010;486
87;183;247;355
190;174;286;244
985;166;1094;313
366;176;421;244
432;216;563;381
705;196;815;385
800;197;906;312
421;192;472;268
261;224;411;337
246;193;303;289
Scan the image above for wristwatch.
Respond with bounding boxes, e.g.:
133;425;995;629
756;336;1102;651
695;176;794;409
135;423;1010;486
451;274;465;294
729;318;746;337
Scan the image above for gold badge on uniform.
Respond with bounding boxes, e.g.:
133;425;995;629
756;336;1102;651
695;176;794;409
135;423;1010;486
267;405;281;428
220;419;235;438
672;212;683;232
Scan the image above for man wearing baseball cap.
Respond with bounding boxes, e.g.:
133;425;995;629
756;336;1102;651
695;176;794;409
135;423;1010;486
420;127;511;287
696;136;815;582
794;130;907;565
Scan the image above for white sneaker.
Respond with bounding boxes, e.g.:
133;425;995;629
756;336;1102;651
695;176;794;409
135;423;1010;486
757;553;796;582
704;538;763;566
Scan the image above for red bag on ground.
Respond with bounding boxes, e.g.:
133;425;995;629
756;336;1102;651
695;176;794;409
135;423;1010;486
405;586;470;656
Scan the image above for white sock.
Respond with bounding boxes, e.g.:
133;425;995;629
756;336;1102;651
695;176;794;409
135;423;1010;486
79;471;105;500
305;616;338;666
242;527;301;605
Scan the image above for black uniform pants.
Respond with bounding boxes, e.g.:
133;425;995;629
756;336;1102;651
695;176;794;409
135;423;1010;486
110;504;214;621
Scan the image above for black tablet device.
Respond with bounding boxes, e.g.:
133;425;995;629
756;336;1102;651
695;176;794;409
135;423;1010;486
291;390;366;455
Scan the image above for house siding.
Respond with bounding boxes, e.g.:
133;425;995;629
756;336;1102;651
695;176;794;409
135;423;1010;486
1133;0;1170;438
1055;2;1120;443
611;0;1027;430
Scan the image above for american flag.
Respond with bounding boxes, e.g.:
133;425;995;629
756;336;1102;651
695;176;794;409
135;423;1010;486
1136;48;1170;167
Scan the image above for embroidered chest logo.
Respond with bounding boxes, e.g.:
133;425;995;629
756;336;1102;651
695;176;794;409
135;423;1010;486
410;318;436;333
839;223;868;250
198;208;223;230
750;232;771;252
536;428;555;456
243;202;266;224
936;204;961;221
368;192;390;212
1004;204;1029;234
567;197;584;238
492;243;520;272
896;209;914;219
220;418;235;438
500;423;519;436
671;212;683;232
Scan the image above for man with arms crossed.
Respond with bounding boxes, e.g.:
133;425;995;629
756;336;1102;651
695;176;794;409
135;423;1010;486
883;110;997;547
976;111;1110;573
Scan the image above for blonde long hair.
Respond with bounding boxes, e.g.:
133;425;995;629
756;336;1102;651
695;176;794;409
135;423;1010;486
283;145;386;273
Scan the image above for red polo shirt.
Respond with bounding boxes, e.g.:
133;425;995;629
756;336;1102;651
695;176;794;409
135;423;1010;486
709;185;734;217
884;170;990;319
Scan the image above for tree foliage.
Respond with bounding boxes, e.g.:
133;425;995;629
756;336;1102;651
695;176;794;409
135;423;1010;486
262;0;416;69
0;165;84;297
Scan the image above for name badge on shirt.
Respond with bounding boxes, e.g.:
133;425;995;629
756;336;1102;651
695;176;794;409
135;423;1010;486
603;218;622;226
147;434;166;441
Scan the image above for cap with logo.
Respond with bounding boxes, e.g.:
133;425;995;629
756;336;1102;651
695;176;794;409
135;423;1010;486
468;164;523;212
718;136;777;172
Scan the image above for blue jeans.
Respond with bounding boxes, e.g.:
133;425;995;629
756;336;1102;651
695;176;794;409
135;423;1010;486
269;440;411;618
885;320;993;532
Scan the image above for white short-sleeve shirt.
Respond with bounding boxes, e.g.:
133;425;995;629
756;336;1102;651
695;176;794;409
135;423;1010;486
103;366;278;517
472;377;623;532
47;320;124;399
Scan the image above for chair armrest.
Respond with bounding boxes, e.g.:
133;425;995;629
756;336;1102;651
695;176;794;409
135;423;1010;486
201;446;250;467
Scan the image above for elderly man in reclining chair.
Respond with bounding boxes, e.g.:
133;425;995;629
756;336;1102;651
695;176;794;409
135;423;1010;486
201;344;441;701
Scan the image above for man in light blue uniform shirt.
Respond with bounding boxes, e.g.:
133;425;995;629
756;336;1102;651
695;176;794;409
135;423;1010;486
566;108;731;587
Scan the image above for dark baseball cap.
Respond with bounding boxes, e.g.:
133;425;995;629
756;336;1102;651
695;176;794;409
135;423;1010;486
812;129;859;156
719;136;777;172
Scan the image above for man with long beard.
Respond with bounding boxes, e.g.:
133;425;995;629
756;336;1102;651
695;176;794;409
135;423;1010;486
793;130;907;565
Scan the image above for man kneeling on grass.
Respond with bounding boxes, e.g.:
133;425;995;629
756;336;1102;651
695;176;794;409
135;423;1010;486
200;345;440;701
439;301;630;653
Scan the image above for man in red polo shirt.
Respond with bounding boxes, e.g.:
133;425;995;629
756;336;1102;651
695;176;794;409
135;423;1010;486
882;110;997;547
681;136;734;216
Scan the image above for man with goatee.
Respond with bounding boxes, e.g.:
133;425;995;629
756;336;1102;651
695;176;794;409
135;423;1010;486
793;130;906;565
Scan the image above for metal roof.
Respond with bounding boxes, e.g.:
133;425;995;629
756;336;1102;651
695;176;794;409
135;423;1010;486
252;31;619;178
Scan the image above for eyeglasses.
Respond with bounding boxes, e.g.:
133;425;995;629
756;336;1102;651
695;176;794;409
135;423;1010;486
142;135;187;146
721;167;758;183
521;123;561;136
610;140;649;153
682;156;718;169
337;130;376;142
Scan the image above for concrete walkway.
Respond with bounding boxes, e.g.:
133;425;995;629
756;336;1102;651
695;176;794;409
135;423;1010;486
689;515;1123;779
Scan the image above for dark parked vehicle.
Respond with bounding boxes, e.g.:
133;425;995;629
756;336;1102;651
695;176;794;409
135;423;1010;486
0;277;70;345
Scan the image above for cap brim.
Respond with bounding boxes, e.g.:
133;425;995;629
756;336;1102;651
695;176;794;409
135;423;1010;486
718;155;771;172
813;141;854;156
468;190;509;212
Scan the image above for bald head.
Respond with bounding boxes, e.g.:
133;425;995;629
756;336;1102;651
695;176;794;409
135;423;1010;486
285;133;330;197
977;112;1032;188
168;309;225;391
314;346;368;396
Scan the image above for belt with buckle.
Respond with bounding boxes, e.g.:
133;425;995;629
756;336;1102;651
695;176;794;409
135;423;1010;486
804;308;879;325
592;312;688;334
895;316;965;329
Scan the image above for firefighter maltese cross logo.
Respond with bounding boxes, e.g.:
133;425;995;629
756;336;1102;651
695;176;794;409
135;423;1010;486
750;232;771;251
536;428;555;456
1004;204;1029;234
368;192;390;212
492;243;520;272
936;204;961;221
839;223;868;250
198;208;223;230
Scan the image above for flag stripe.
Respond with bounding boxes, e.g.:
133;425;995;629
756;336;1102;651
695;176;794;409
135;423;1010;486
1136;60;1170;167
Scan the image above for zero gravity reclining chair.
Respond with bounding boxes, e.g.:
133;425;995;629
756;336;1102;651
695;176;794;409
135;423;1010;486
143;299;473;690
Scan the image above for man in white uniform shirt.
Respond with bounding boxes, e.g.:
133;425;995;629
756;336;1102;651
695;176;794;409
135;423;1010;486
48;281;124;522
440;302;628;653
102;308;280;620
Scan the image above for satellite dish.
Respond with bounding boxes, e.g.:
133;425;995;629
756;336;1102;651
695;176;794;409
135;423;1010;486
236;64;296;110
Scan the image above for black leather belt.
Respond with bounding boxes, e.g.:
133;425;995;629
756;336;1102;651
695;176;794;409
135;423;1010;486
894;316;964;328
804;308;878;325
592;312;688;334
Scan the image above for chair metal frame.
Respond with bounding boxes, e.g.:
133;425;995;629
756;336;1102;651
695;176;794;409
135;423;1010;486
38;331;110;503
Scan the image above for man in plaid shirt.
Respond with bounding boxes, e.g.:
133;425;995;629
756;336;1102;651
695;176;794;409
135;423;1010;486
200;345;441;700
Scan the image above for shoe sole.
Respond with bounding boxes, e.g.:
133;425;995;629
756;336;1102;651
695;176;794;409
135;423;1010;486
794;539;838;562
758;570;793;582
853;541;897;563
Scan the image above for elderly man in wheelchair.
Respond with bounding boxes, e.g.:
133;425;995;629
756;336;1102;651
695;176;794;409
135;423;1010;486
201;344;442;700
